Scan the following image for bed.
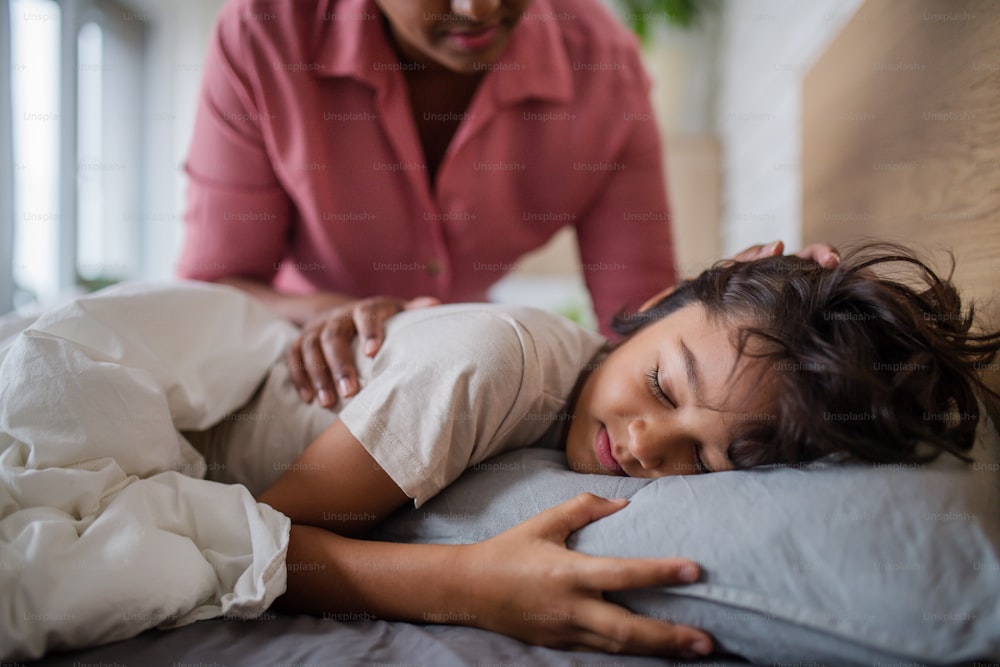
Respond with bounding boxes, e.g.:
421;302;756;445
5;282;998;665
6;0;1000;664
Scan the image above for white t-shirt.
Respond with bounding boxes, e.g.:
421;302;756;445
190;304;605;506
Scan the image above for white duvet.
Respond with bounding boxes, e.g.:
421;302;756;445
0;282;299;660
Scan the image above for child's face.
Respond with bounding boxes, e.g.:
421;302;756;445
565;304;776;477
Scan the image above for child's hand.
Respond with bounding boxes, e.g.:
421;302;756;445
456;493;713;658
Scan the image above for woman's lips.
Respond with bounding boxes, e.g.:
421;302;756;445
445;25;500;52
594;424;626;476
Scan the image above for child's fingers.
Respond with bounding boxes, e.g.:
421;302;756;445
571;598;713;657
577;556;701;592
523;493;629;541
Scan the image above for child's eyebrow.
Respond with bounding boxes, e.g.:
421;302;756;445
679;339;701;401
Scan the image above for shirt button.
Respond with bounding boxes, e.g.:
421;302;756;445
426;259;442;277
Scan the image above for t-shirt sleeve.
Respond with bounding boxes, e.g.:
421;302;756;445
336;310;529;507
574;42;677;336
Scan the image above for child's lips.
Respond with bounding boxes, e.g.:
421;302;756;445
594;423;626;476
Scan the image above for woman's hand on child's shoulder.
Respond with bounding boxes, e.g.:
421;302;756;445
287;295;440;408
454;493;713;658
733;240;841;268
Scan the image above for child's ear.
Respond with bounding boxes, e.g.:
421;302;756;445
638;285;677;313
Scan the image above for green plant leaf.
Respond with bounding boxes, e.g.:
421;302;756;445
615;0;708;44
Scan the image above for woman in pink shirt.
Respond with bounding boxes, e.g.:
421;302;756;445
178;0;836;404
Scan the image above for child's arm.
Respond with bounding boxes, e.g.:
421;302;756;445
257;420;408;536
257;421;713;657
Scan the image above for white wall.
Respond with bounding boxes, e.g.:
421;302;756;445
713;0;863;254
117;0;224;280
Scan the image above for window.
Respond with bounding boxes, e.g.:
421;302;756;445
6;0;144;310
9;0;61;307
76;20;105;286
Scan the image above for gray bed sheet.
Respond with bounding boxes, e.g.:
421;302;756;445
29;614;750;667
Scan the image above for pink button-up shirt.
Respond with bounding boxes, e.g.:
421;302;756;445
178;0;676;333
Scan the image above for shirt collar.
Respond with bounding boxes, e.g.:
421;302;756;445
312;0;397;90
490;0;573;107
312;0;573;106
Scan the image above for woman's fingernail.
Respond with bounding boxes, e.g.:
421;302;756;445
364;339;378;356
319;389;333;405
689;639;711;655
765;241;781;254
338;378;353;397
679;564;699;582
299;388;312;402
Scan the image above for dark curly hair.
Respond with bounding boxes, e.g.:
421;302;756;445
612;243;1000;468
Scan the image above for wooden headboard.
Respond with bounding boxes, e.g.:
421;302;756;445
802;0;1000;403
803;0;999;316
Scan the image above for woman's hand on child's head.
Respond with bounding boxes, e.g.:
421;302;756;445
287;295;441;408
456;493;713;658
733;240;841;268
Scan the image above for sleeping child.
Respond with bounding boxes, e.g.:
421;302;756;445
182;242;998;657
2;243;995;659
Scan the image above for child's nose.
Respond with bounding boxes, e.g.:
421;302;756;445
627;418;665;471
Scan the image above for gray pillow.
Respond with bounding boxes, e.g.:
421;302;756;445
373;410;1000;664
